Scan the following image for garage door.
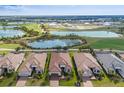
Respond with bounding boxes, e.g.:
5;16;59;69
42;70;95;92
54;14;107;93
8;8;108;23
50;74;59;80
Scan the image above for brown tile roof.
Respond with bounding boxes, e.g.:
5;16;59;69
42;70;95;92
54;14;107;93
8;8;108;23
74;53;100;71
49;52;72;73
18;53;47;73
0;52;25;71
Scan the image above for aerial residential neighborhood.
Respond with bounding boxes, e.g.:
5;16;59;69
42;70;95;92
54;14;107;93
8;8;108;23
1;5;124;87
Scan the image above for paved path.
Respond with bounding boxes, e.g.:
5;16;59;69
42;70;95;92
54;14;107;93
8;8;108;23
50;80;59;87
82;77;93;87
16;77;27;87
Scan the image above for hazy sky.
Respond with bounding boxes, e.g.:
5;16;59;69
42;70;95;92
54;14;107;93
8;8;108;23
0;5;124;15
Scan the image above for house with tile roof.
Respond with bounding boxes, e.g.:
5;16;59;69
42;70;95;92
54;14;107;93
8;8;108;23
74;52;101;78
96;52;124;78
0;52;25;75
49;52;72;78
18;52;47;77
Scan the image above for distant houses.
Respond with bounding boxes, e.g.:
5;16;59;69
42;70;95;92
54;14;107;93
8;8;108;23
18;52;47;77
0;52;25;75
74;53;101;79
49;52;72;79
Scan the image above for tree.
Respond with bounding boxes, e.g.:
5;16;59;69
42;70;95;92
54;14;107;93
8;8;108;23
1;20;8;31
15;47;21;52
118;27;124;34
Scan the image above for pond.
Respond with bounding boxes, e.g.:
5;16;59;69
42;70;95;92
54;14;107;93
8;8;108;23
50;31;121;38
0;26;18;29
0;30;25;38
27;39;83;49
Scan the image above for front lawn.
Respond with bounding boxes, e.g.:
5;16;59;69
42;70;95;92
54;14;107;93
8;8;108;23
0;73;17;86
92;73;124;87
26;78;44;86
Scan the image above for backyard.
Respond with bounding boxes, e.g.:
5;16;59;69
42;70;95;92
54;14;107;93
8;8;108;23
0;73;17;87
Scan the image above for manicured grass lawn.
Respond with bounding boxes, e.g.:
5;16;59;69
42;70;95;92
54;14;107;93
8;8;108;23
92;74;124;87
26;78;44;86
0;73;17;87
59;52;77;86
90;38;124;50
0;44;21;49
59;74;77;86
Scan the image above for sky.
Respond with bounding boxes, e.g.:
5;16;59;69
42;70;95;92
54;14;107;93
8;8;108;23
0;5;124;16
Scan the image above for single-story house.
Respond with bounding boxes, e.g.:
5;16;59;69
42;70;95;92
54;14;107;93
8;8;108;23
74;53;101;78
0;52;25;75
18;52;47;77
49;52;72;77
96;52;124;78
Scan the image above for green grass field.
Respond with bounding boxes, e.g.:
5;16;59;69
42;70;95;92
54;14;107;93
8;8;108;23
89;38;124;50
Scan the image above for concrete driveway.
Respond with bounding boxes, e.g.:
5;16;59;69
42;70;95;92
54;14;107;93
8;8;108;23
82;77;93;87
49;74;59;87
16;77;27;87
50;80;59;87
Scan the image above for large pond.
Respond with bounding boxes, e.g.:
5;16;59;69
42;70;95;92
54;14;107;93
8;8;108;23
0;26;18;29
50;31;121;38
0;30;25;38
27;39;83;49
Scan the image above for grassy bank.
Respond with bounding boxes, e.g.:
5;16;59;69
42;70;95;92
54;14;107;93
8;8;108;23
0;44;21;49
